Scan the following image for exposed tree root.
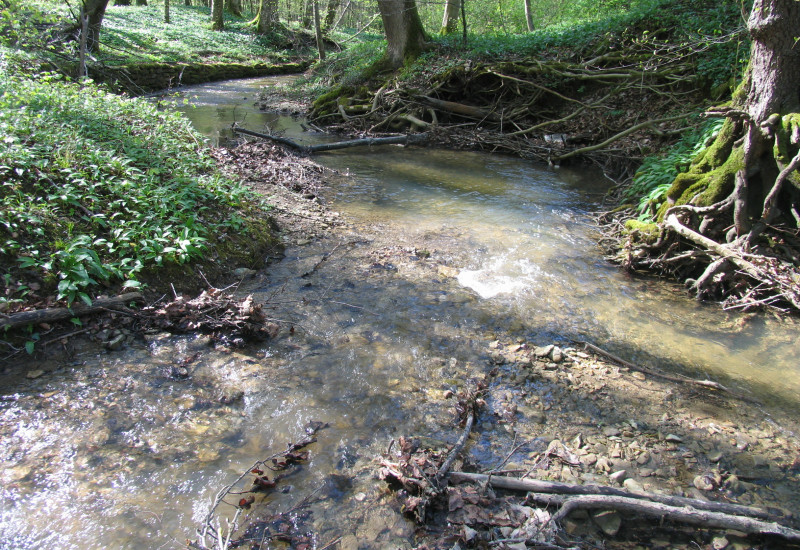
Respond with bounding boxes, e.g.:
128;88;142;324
303;32;720;169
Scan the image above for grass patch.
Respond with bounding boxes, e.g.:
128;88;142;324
0;56;276;311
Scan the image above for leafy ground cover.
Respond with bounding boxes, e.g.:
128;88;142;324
0;55;278;321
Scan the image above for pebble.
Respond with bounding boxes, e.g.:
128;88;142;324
26;370;45;379
609;470;627;484
665;434;683;443
623;478;644;493
591;510;621;536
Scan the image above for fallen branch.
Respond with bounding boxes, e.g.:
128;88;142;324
233;127;428;153
448;472;777;521
436;409;474;487
547;494;800;542
554;114;687;162
418;96;500;121
573;340;749;398
0;292;144;331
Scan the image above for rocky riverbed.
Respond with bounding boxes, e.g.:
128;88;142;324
3;140;800;550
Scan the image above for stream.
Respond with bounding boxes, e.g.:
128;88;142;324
1;75;799;549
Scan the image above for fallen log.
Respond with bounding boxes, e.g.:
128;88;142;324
448;471;778;521
232;127;428;153
0;292;145;331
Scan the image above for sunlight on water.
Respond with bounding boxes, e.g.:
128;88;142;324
2;75;797;550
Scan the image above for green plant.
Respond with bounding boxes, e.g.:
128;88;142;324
0;65;267;305
626;117;726;220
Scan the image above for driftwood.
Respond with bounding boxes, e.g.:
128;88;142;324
452;473;800;542
418;96;500;121
448;471;777;521
545;494;800;542
232;127;429;153
0;292;144;331
573;340;757;402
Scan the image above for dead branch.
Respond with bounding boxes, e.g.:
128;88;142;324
547;494;800;542
436;408;474;487
555;114;688;162
573;340;749;398
233;127;428;153
418;95;500;121
0;292;144;331
448;472;778;521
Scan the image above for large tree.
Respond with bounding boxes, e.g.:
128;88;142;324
250;0;279;33
377;0;427;68
634;0;800;309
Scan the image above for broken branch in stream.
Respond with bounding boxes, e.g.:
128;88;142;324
232;127;428;153
449;473;800;543
572;340;754;400
448;471;777;521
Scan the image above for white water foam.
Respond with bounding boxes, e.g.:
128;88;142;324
457;255;541;299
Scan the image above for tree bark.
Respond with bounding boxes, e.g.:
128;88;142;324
523;0;534;31
0;293;145;331
314;0;325;60
81;0;110;53
164;0;170;23
225;0;243;17
440;0;460;35
211;0;225;30
377;0;427;68
252;0;278;33
322;0;340;30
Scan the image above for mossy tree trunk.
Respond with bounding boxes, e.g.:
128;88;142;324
664;0;800;239
211;0;224;30
440;0;460;35
377;0;427;68
646;0;800;308
251;0;279;33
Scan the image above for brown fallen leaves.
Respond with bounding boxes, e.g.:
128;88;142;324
140;288;279;346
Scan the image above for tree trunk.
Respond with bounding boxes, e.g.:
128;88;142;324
322;0;340;30
81;0;110;52
733;0;800;235
164;0;171;23
211;0;225;29
632;0;800;310
523;0;534;31
252;0;278;33
225;0;243;17
314;0;325;60
440;0;460;35
377;0;427;68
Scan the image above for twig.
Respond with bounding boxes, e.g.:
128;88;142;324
436;409;474;487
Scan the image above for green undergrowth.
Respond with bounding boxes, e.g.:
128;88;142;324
0;57;276;311
626;117;726;221
299;0;746;103
22;1;316;67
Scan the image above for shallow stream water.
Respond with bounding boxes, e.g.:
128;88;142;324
1;76;799;549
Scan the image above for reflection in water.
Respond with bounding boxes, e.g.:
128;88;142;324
2;75;799;549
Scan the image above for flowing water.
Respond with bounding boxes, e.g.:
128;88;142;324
1;76;799;549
